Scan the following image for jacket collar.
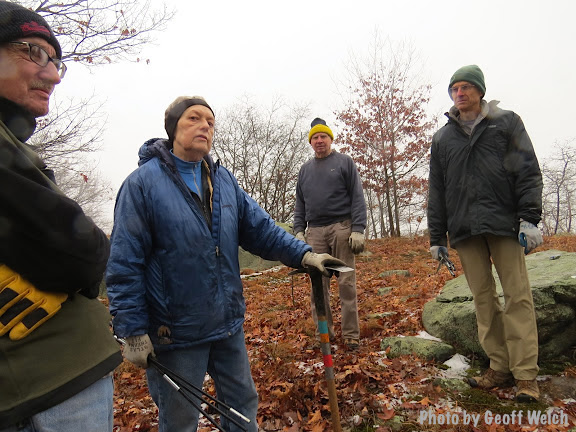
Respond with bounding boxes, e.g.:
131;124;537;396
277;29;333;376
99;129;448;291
138;138;217;172
446;99;501;123
0;98;37;142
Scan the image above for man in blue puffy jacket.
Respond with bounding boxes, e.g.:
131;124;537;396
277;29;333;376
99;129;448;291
106;96;343;432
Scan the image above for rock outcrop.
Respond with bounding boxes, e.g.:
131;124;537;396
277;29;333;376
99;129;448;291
422;250;576;361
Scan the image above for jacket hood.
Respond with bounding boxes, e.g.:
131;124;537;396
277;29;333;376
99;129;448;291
138;138;170;167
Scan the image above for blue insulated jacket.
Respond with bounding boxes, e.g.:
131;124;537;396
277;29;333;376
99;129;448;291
106;139;311;350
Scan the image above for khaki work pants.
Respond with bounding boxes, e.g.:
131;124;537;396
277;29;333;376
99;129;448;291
455;234;539;380
305;220;360;341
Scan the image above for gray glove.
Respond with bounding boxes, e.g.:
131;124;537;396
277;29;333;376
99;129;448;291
518;219;543;254
295;231;306;242
301;251;347;277
430;245;448;261
349;232;365;254
124;334;155;368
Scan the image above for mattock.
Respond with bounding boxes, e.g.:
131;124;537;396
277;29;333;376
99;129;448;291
291;264;352;432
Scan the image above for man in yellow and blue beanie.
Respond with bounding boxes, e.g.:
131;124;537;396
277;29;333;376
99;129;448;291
294;117;367;350
308;117;334;143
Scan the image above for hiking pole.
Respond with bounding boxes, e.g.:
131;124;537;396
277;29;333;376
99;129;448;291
148;357;250;431
436;249;456;277
114;336;250;431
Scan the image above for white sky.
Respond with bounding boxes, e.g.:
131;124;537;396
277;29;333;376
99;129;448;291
53;0;575;227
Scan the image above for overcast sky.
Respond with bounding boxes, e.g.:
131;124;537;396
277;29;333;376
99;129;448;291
54;0;575;226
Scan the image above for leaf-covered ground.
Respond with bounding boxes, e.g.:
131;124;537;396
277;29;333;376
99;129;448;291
113;235;576;432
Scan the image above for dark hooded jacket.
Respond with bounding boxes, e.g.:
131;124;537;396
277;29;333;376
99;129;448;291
0;98;121;428
427;100;542;247
106;139;311;349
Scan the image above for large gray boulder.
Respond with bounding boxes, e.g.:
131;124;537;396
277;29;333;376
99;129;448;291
422;249;576;361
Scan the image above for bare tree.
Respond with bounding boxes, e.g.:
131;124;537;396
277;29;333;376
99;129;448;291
22;0;173;65
16;0;173;228
541;140;576;235
26;96;114;229
213;96;311;222
54;160;116;232
335;35;435;238
28;96;105;167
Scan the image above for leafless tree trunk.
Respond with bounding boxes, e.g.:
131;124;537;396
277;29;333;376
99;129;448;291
213;96;311;222
541;140;576;235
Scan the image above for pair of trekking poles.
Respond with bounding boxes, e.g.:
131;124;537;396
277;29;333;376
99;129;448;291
115;336;251;432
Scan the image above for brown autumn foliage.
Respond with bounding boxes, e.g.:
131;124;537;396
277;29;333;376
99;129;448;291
113;235;576;432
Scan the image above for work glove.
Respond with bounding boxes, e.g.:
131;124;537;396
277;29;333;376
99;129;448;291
518;219;543;254
0;265;68;340
349;232;365;254
301;251;347;277
124;334;155;368
430;246;448;261
295;231;306;242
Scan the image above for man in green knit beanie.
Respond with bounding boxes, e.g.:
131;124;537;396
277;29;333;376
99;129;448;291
427;64;543;402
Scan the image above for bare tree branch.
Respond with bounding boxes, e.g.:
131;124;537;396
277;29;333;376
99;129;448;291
11;0;174;230
541;139;576;235
214;96;311;222
22;0;174;65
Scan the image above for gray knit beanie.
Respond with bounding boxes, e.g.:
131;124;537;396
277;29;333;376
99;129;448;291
0;1;61;58
448;65;486;97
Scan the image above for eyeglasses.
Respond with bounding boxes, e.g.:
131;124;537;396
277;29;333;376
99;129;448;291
449;84;475;94
7;41;67;78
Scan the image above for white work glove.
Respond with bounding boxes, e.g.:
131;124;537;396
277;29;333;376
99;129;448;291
518;219;543;254
295;231;306;242
301;251;347;277
430;246;448;261
348;231;365;254
124;334;155;368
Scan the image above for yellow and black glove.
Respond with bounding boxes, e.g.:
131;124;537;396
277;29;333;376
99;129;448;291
0;265;68;340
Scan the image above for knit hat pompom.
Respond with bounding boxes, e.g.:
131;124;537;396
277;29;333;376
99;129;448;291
448;64;486;97
164;96;215;143
0;1;61;58
308;117;334;143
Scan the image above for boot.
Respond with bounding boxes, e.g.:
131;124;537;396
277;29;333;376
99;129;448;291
467;368;514;389
516;379;539;403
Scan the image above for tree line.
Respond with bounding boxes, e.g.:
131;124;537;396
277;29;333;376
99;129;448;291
30;1;575;237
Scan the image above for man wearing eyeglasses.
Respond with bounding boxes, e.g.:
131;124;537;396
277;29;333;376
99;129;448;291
0;2;122;431
427;65;543;402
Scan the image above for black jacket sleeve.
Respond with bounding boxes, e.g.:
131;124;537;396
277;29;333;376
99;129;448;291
427;133;448;247
0;136;109;298
502;114;543;225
